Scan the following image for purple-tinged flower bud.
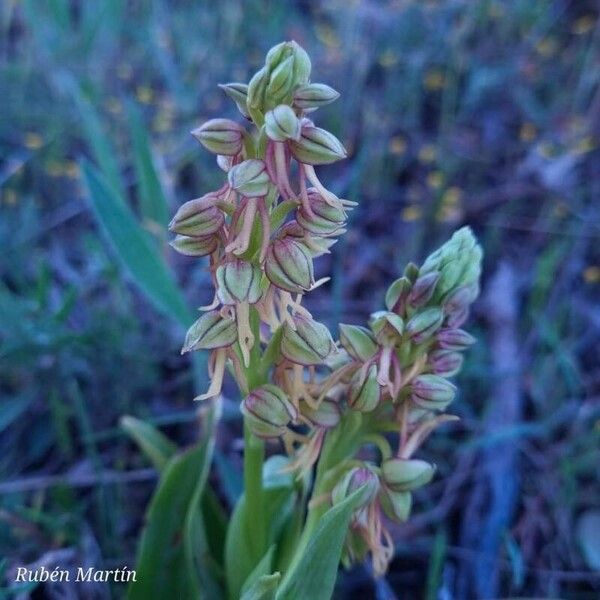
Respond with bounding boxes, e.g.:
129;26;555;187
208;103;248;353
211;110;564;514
241;384;298;438
436;328;476;351
339;324;378;362
381;458;436;493
406;308;444;344
443;283;479;315
293;83;340;112
411;374;456;410
348;364;380;412
228;159;270;197
281;314;335;366
265;237;314;293
216;259;262;305
408;272;440;308
265;105;301;141
169;197;224;237
303;398;340;428
429;350;463;378
289;124;347;165
379;487;412;523
331;466;380;507
446;307;469;329
182;310;237;353
218;82;250;118
169;234;218;257
191;119;245;156
297;189;346;236
369;311;404;345
385;277;411;313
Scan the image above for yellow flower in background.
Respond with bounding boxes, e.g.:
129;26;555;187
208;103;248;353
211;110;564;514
427;171;444;189
424;70;445;91
24;132;44;150
442;186;462;206
418;144;436;164
535;38;558;58
388;136;407;155
583;266;600;284
519;123;537;142
573;136;597;155
136;86;154;104
572;15;595;35
379;50;399;68
401;206;422;222
315;23;341;48
106;97;123;115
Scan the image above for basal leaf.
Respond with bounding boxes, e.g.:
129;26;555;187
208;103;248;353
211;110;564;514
120;415;177;472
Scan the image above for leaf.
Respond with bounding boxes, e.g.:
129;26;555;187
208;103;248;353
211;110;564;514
225;487;295;600
120;415;177;471
81;160;191;326
241;574;280;600
577;510;600;570
275;486;369;600
241;545;275;596
128;102;170;232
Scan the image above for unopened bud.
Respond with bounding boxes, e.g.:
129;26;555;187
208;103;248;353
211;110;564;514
408;272;440;308
293;83;340;112
429;350;463;377
169;197;224;237
406;308;443;344
385;277;411;312
218;82;250;118
265;41;311;97
381;458;436;493
281;314;335;366
265;237;314;293
379;487;412;523
182;310;237;353
297;189;346;236
339;324;378;362
289;124;347;165
216;259;262;305
191;119;244;156
404;262;420;283
170;234;218;257
411;374;456;410
241;384;297;438
369;311;404;345
228;159;270;197
265;105;301;141
303;398;340;428
348;364;380;412
436;328;476;351
443;283;478;315
331;466;379;507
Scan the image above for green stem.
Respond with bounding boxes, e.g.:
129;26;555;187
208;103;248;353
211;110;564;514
244;421;266;558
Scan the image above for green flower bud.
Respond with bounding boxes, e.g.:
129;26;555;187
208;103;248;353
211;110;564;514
369;311;404;345
293;83;340;112
265;105;301;141
408;272;440;308
265;237;314;293
191;118;245;156
281;314;335;366
429;350;463;377
303;398;340;428
379;487;412;523
247;66;270;117
385;276;411;312
411;374;456;410
381;458;436;493
339;324;378;362
169;196;224;237
405;308;444;344
266;55;295;104
169;234;218;257
289;124;347;165
218;82;250;118
297;189;346;236
436;328;476;351
182;310;237;353
216;259;262;305
265;40;311;93
241;384;298;439
404;262;420;282
331;466;380;507
348;364;380;412
443;283;479;315
228;159;270;197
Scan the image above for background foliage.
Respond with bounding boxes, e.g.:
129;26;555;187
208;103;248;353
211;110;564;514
1;0;599;598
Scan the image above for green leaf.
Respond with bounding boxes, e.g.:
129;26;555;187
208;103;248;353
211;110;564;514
120;415;177;471
81;159;191;326
241;545;275;597
128;103;170;232
241;574;280;600
577;510;600;570
275;486;369;600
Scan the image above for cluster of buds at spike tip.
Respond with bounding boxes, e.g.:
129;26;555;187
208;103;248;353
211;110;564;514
170;41;483;579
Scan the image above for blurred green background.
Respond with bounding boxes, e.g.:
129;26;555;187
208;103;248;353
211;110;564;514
1;0;599;598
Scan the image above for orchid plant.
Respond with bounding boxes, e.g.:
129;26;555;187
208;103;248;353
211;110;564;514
130;41;482;600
